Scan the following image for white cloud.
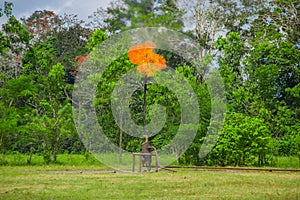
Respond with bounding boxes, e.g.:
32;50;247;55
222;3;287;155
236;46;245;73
65;0;112;21
63;0;75;8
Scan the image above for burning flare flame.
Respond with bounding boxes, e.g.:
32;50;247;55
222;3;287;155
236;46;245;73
128;41;167;76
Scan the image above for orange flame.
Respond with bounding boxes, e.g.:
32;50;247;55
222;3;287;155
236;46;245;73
128;41;166;76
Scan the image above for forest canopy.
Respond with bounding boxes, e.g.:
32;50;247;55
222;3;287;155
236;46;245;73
0;0;299;166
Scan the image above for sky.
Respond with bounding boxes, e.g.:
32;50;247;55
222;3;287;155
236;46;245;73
0;0;113;25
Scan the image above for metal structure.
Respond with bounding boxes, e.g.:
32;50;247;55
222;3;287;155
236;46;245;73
132;136;159;172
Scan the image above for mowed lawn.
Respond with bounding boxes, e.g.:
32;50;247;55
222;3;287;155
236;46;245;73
0;166;299;200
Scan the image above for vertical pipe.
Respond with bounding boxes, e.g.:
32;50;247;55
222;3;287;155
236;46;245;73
143;78;147;134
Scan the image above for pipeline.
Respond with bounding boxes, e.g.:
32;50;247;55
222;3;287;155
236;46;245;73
162;165;300;172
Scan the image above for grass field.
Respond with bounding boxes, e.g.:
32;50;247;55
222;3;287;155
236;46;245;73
0;154;299;199
0;165;299;200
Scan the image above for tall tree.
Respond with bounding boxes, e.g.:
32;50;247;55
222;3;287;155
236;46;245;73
213;0;300;162
21;10;62;44
88;0;184;34
0;2;32;79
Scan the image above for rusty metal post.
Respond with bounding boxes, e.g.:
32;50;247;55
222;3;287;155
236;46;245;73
139;155;142;172
132;154;135;172
142;136;152;168
155;153;159;172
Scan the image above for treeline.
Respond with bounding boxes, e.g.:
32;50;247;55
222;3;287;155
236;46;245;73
0;0;300;166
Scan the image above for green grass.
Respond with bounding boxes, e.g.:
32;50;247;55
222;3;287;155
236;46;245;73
0;153;103;166
273;156;300;169
0;166;299;200
1;154;299;168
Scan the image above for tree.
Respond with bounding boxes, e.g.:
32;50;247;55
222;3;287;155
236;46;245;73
88;0;184;34
213;0;300;164
129;0;184;30
212;112;272;166
0;8;84;160
53;14;91;73
29;63;74;162
0;2;32;79
0;2;36;157
21;10;62;43
22;11;92;84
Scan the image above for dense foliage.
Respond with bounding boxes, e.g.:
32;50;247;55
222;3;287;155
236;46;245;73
0;0;299;166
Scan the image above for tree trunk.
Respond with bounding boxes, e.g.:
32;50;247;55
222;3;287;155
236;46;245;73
119;107;124;163
53;144;57;162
